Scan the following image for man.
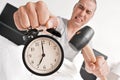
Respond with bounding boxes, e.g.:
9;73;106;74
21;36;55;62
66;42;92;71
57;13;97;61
13;0;109;80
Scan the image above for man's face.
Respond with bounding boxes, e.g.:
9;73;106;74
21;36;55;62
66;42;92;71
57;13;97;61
70;0;96;27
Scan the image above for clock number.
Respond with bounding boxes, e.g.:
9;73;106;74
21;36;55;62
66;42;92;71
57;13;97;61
28;54;32;58
43;65;46;70
31;60;34;64
53;45;57;50
41;40;45;44
35;42;39;46
56;52;59;56
49;40;51;45
50;64;53;68
54;59;57;62
31;47;35;52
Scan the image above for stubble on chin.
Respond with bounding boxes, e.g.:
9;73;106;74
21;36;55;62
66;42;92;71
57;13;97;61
73;21;84;30
68;19;83;30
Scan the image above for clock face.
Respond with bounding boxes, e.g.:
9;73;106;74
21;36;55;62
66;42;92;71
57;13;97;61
23;35;64;76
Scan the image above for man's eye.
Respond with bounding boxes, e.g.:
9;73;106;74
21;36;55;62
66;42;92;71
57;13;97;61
86;10;92;15
78;4;84;10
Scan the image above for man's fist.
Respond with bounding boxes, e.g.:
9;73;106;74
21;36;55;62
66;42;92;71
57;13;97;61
13;1;59;30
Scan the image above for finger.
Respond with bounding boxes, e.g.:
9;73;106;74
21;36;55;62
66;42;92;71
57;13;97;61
13;11;26;30
101;61;109;75
46;12;59;28
96;56;105;68
35;1;50;25
82;45;96;63
25;2;39;28
82;49;96;71
46;17;59;28
18;6;30;29
85;62;96;72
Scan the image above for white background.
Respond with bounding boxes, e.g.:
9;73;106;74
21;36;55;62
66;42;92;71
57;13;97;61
0;0;120;78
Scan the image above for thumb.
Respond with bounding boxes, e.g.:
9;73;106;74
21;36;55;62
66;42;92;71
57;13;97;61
85;61;95;73
89;62;95;70
46;17;59;29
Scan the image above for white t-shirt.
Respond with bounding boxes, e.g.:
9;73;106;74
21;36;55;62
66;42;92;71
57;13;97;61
55;17;80;61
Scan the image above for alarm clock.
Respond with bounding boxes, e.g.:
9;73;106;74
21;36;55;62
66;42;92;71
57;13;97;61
22;28;64;76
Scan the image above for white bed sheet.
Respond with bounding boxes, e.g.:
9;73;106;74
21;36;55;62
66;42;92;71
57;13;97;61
0;35;83;80
0;34;120;80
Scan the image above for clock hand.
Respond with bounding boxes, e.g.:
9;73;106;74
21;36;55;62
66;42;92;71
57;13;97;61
41;40;45;55
38;53;45;65
38;41;45;67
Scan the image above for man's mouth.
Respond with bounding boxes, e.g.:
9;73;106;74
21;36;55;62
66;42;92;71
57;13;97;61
75;16;83;23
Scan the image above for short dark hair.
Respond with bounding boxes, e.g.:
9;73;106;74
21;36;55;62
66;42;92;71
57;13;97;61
79;0;97;11
92;0;97;4
79;0;97;5
91;0;97;10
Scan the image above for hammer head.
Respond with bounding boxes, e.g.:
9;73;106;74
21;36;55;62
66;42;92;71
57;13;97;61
69;26;94;51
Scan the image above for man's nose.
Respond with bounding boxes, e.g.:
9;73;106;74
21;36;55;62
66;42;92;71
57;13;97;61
80;10;86;17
